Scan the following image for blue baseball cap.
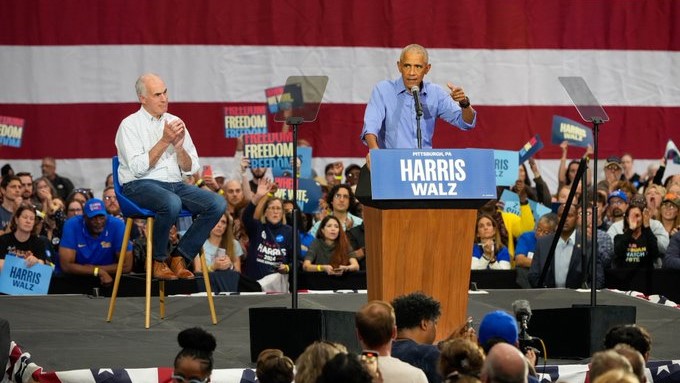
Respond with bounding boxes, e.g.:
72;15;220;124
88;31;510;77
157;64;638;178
84;198;107;218
478;310;519;346
608;189;628;204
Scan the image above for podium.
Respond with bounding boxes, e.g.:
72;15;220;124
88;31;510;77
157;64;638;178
356;149;495;340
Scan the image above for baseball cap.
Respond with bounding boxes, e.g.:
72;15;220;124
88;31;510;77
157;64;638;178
84;198;107;218
662;193;680;209
213;169;226;180
478;310;519;346
604;156;623;170
608;189;628;204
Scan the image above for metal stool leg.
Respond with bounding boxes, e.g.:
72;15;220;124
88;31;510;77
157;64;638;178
107;217;134;322
199;249;218;324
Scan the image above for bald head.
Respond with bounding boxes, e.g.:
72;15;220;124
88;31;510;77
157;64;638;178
355;300;396;350
481;343;528;383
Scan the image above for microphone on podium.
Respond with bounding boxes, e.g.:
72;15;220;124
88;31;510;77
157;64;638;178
411;86;423;118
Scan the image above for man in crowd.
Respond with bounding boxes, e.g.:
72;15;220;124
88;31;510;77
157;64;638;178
0;176;23;231
361;44;476;160
115;73;226;280
59;198;132;285
309;184;362;236
355;300;428;383
514;213;559;288
40;157;74;201
224;179;245;217
102;186;122;220
481;343;528;383
16;172;34;204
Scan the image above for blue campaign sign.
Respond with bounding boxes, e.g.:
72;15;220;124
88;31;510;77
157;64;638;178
370;149;496;200
551;115;593;148
0;254;53;295
500;189;552;220
272;146;313;178
518;134;544;163
494;150;519;187
273;177;322;214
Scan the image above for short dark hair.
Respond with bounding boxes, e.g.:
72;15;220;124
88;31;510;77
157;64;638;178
1;175;21;189
604;324;652;357
391;292;441;330
317;353;373;383
344;164;361;178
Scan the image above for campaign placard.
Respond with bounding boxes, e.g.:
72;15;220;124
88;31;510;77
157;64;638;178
500;189;552;220
224;105;268;138
265;86;284;114
369;149;496;200
494;150;519;187
551;115;593;148
0;115;25;148
273;177;322;214
272;146;313;179
0;254;52;295
243;132;293;169
518;134;544;163
665;139;680;165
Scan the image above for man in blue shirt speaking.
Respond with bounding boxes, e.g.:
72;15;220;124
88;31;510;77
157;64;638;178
360;44;477;162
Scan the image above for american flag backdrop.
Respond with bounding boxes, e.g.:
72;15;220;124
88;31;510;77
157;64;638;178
0;1;679;186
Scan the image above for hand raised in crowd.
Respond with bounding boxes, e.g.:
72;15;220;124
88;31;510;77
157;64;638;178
525;348;537;367
441;316;477;346
446;82;467;103
240;157;251;174
528;158;541;178
560;141;568;157
255;178;275;198
585;144;593;157
514;179;528;204
642;207;651;228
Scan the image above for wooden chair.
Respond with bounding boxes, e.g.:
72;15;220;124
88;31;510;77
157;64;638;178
106;156;217;328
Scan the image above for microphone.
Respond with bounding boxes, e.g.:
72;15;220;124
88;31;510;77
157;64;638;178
512;300;532;341
411;86;423;118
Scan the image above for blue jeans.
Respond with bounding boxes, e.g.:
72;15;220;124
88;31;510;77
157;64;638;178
122;180;226;262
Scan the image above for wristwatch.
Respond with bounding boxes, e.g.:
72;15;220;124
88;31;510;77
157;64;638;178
459;97;471;109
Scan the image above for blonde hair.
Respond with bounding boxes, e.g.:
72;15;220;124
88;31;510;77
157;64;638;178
295;341;348;383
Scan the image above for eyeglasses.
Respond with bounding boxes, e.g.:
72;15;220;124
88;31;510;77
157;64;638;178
104;195;117;201
662;202;678;210
334;194;350;200
266;206;282;211
170;374;209;383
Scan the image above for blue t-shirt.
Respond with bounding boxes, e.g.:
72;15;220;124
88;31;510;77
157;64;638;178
515;231;537;259
58;215;131;272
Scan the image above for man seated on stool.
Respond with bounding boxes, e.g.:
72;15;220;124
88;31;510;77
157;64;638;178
59;198;132;285
115;73;226;280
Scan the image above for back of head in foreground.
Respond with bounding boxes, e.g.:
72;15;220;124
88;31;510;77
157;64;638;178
295;341;348;383
604;324;652;361
255;348;294;383
439;337;485;383
590;349;634;383
316;352;374;383
392;292;441;344
592;369;640;383
480;343;527;383
173;327;216;383
356;300;396;351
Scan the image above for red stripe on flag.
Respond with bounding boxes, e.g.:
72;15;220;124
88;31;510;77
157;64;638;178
0;103;678;159
1;0;678;50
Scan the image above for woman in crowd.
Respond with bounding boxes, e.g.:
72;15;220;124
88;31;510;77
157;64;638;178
613;205;660;270
195;212;242;274
0;205;48;272
438;338;485;383
644;184;665;220
33;177;64;216
255;348;294;383
65;199;84;219
242;179;295;292
659;193;680;237
303;215;360;275
171;327;216;383
471;214;511;270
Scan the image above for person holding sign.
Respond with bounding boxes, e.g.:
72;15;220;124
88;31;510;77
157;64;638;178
303;216;360;275
360;44;476;162
115;73;226;280
0;205;47;272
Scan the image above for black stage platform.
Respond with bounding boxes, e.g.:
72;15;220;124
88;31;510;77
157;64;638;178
2;289;679;371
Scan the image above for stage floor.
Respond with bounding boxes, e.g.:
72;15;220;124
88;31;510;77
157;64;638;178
2;289;679;371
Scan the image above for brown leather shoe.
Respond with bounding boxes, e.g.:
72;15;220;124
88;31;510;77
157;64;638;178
170;256;194;279
153;260;178;280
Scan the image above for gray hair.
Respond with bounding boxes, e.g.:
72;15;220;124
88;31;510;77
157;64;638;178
400;44;429;63
135;73;160;97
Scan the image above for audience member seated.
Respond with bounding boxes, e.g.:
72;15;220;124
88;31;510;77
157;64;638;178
662;231;680;270
607;190;669;254
65;188;94;206
102;186;123;220
594;189;610;231
309;184;363;237
347;222;367;270
32;177;61;217
480;343;528;383
0;176;23;232
58;198;132;285
16;172;34;207
589;350;634;383
172;327;216;383
471;214;511;270
658;193;680;236
439;338;484;383
295;341;348;383
0;205;48;272
528;203;601;288
255;349;294;383
193;213;242;292
317;352;375;383
242;179;294;292
40;157;74;201
514;213;558;288
303;216;360;276
65;199;84;219
132;224;179;274
613;205;660;271
477;197;535;258
223;179;247;219
355;300;428;383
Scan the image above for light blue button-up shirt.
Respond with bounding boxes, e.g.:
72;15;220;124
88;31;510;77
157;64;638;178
360;78;476;149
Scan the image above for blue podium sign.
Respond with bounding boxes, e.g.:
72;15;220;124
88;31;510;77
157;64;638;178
369;149;496;200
